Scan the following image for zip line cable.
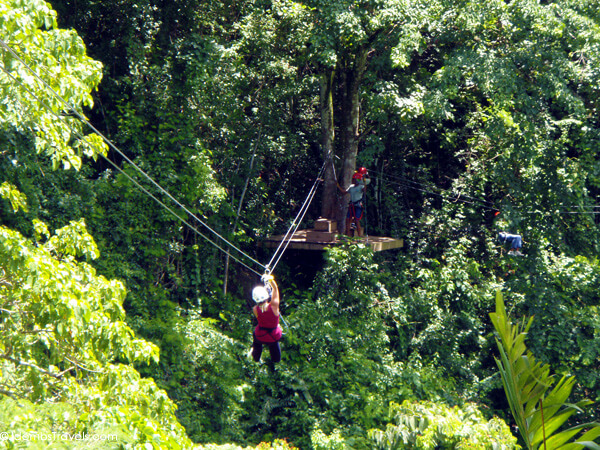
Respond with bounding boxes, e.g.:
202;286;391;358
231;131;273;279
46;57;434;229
266;160;326;273
1;38;328;277
369;168;500;213
5;36;596;278
100;157;264;276
367;168;600;217
0;39;265;270
224;130;263;293
0;58;266;277
520;208;600;215
0;38;269;273
381;174;499;213
378;171;600;215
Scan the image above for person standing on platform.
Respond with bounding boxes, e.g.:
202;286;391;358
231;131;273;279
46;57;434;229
339;167;371;237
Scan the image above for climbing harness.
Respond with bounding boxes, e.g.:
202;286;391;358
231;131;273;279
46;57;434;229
253;271;290;336
348;201;363;233
278;314;289;336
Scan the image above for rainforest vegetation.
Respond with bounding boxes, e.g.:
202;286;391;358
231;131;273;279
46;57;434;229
1;0;600;448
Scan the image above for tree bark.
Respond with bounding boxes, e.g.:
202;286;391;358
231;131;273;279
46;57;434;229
320;68;337;220
319;46;369;232
336;46;369;233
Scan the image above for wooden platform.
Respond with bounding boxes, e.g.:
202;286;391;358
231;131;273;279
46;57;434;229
262;219;403;252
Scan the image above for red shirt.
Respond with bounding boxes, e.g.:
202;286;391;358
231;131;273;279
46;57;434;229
254;303;282;343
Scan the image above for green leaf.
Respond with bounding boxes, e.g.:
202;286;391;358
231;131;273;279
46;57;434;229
490;290;600;449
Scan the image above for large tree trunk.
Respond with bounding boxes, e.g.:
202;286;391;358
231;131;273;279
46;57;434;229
320;69;337;220
319;47;369;232
336;47;369;233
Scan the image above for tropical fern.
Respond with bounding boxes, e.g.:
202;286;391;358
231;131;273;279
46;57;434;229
490;291;600;450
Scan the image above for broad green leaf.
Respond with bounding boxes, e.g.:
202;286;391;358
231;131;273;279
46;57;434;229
491;290;600;449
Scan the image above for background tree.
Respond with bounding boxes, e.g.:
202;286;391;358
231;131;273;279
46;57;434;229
0;212;191;447
0;1;193;446
4;0;600;447
0;0;107;170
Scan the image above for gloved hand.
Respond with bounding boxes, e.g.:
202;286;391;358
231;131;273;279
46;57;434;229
261;273;274;285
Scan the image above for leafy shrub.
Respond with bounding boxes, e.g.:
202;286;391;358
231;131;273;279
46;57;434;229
310;428;346;450
0;218;191;448
197;439;298;450
369;400;517;449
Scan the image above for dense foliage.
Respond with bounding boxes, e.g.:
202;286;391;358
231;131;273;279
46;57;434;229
2;0;600;448
491;291;600;450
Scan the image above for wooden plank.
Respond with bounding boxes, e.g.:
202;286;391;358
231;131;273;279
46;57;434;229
313;218;337;232
367;237;404;251
305;230;337;242
262;229;403;252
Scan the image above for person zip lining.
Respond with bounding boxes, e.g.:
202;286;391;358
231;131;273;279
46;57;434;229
338;167;371;237
494;212;524;256
250;274;283;366
498;231;524;256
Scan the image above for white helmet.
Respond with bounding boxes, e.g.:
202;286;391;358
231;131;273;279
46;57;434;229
252;286;270;304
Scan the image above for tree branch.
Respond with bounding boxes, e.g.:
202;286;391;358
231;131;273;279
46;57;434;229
64;357;104;374
1;355;74;379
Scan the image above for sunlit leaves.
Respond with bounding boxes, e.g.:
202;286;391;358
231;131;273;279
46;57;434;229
0;218;192;446
0;0;107;170
0;181;27;212
369;400;516;449
45;218;99;260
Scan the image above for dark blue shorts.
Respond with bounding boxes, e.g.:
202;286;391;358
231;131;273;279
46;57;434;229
499;232;522;249
347;203;363;220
